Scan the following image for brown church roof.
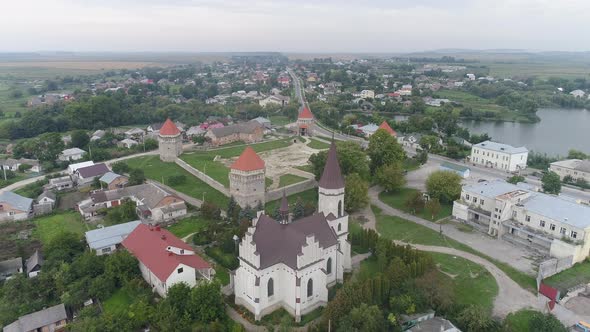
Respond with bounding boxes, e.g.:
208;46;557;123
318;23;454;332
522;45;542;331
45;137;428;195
252;213;338;269
318;141;344;189
159;118;181;136
231;146;265;172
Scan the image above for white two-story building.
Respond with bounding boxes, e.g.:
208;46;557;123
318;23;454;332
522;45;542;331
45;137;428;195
453;180;590;263
470;141;528;172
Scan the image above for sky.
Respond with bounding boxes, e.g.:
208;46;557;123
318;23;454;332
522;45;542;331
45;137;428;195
1;0;589;53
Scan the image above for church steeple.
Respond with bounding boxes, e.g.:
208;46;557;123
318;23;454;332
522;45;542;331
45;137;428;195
319;140;344;190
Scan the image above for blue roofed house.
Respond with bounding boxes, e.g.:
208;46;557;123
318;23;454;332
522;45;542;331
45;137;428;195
85;220;141;255
0;192;33;222
439;161;470;178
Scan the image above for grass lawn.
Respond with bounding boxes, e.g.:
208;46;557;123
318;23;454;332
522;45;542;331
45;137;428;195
307;138;330;150
103;288;133;314
294;164;314;173
265;188;317;213
124;155;229;206
180;137;294;186
373;206;537;292
356;258;380;281
166;216;211;239
214;266;230;286
544;260;590;293
503;310;541;332
379;187;452;221
278;174;307;187
33;211;90;245
349;220;370;254
269;115;292;126
432;252;498;312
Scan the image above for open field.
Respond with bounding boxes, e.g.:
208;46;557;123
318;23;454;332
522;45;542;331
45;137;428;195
435;89;532;122
373;206;537;291
124;155;229;206
379;187;453;221
502;309;542;332
486;62;590;80
32;211;90;245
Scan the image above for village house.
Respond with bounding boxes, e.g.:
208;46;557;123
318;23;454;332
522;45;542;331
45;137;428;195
0;257;23;281
25;250;43;278
205;122;264;146
58;147;86;162
549;159;590;182
250;117;271;129
470;141;528;172
570;89;586;98
67;161;94;175
48;176;74;191
118;138;139;149
74;163;111;186
185;126;206;138
0;191;33;222
234;142;351;322
125;127;146;139
99;172;129;190
33;191;56;216
78;183;187;223
122;224;213;297
453;180;590;263
85;220;141;255
90;129;106;142
3;303;68;332
0;158;41;173
259;95;290;107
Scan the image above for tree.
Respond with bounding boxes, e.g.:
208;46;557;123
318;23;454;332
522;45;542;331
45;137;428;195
344;173;369;212
541;171;561;194
567;149;587;160
416;150;428;165
190;281;226;323
425;171;462;204
308;141;370;180
457;305;498;332
375;162;406;192
111;161;130;174
70;130;90;149
405;192;425;214
507;175;525;184
367;129;405;174
527;312;567;332
292;198;305;220
227;196;240;223
425;198;442;220
44;231;85;263
201;201;221;220
337;304;385;332
128;168;145;185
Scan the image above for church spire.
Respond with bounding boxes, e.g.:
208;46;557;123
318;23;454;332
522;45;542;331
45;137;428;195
318;140;344;190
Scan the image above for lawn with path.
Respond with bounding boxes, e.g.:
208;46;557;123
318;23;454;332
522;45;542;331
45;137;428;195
124;155;229;206
379;187;452;221
278;174;307;188
307;138;330;150
166;216;211;239
33;211;90;245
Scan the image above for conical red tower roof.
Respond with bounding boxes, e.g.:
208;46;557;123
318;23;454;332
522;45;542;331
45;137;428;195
159;118;181;136
319;141;344;189
231;146;265;172
378;121;397;136
298;107;313;119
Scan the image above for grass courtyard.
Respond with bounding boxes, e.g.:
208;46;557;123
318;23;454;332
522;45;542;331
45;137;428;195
378;187;453;221
277;174;308;188
307;138;330;150
33;211;90;245
124;155;229;206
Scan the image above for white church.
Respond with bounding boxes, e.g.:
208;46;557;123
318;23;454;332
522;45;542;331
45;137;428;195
233;141;352;322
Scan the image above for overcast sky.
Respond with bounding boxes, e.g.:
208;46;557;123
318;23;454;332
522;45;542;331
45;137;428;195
1;0;589;53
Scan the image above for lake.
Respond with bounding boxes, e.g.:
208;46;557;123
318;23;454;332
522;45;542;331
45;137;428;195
461;108;590;156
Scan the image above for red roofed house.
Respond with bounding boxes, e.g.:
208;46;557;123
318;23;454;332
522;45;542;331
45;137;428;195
122;224;213;297
296;106;314;136
229;147;266;208
378;121;397;137
158;118;183;162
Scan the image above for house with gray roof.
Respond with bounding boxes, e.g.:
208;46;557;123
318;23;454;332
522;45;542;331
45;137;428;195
470;140;528;172
3;303;67;332
85;220;141;255
549;159;590;182
74;163;110;186
99;172;128;190
0;257;23;281
453;179;590;263
205;121;263;146
0;191;33;222
25;250;43;278
58;147;86;162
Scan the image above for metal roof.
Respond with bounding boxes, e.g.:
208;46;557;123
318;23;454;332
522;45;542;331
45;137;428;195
473;140;528;154
85;220;141;250
0;191;33;212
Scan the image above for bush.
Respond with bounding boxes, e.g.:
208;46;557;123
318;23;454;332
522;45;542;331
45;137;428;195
200;201;221;220
167;175;186;186
112;161;130;174
192;229;212;246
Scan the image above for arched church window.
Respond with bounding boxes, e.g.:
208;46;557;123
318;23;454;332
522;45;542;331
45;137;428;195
307;278;313;298
267;278;274;297
327;258;332;274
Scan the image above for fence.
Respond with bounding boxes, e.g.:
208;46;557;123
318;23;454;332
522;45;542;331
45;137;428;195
536;255;574;291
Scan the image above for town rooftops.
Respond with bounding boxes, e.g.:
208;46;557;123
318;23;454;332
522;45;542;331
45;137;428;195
231;146;265;172
252;213;338;269
0;192;33;212
67;161;94;174
378;121;397;136
25;250;43;273
474;140;528;154
122;224;211;281
90;183;182;210
210;121;262;138
159;118;181;136
440;161;469;173
551;159;590;173
3;303;67;332
298;106;313;119
85;220;141;250
0;257;22;280
463;180;529;199
99;172;124;184
76;163;110;179
319;141;344;190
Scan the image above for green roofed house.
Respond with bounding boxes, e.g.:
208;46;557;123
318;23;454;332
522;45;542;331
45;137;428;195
439;161;470;178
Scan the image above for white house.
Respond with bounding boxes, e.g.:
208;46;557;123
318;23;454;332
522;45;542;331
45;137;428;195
118;138;139;149
234;141;351;322
549;159;590;182
470;141;528;172
85;220;141;255
452;180;590;263
439;162;470;179
122;224;213;297
67;161;94;175
359;123;379;137
359;90;375;99
570;89;586;98
58;148;86;162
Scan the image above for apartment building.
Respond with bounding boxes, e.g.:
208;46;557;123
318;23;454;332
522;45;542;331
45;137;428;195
470;141;528;172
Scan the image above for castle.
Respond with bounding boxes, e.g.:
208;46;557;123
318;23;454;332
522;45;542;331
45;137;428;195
229;146;266;208
233;141;351;322
296;106;314;136
158;118;183;162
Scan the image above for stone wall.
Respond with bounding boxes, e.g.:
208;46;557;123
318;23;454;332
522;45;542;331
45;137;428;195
174;158;229;197
265;179;317;202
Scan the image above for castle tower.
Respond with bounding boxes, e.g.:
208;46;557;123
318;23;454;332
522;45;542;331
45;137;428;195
318;141;345;218
229;147;266;208
296;106;314;136
158;118;183;162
